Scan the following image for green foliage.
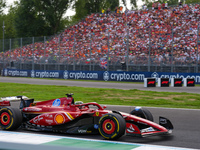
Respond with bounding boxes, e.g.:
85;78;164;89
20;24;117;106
185;0;200;4
73;0;119;21
34;0;73;34
14;0;73;37
105;0;119;11
130;0;138;9
14;0;49;37
72;0;88;20
0;0;6;14
4;5;17;39
0;0;6;39
121;0;138;9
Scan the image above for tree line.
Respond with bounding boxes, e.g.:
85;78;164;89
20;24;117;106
0;0;199;40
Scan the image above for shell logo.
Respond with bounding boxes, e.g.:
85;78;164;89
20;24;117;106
55;114;65;124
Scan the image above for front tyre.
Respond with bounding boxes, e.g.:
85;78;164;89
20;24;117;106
0;107;22;130
130;107;154;122
98;113;126;140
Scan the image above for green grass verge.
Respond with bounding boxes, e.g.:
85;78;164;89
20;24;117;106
0;82;200;109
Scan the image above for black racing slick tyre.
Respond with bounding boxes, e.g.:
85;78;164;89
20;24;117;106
0;107;22;130
130;107;154;122
98;113;126;140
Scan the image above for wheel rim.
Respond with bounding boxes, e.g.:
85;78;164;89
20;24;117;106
102;119;116;134
1;112;10;126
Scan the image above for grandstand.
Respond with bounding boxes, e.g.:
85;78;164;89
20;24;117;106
0;3;200;73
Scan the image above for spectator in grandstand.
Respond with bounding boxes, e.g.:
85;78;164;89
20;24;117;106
179;1;183;7
106;8;111;14
3;3;200;67
101;8;105;14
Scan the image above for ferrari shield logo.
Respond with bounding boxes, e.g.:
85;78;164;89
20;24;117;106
96;112;99;116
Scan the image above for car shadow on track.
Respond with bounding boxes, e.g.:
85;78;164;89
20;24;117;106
12;128;174;145
119;134;174;144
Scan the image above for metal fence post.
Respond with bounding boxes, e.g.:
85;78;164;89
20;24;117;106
44;36;46;70
126;26;129;72
107;31;110;71
32;37;34;71
58;35;60;70
171;24;174;72
9;39;11;68
148;28;151;72
90;33;92;71
73;34;76;71
20;38;22;70
196;24;199;73
2;21;5;72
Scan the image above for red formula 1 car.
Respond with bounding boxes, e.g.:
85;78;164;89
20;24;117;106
0;94;173;140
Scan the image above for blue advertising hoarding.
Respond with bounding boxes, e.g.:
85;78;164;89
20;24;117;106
2;68;200;84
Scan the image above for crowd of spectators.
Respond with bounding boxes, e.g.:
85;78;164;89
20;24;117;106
1;3;200;68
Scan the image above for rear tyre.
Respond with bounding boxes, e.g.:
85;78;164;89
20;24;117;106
0;107;22;130
130;107;154;122
98;113;126;140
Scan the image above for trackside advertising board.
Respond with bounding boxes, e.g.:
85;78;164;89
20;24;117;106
2;69;200;84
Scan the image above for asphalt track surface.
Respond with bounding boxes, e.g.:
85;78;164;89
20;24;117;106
1;77;200;94
0;77;200;149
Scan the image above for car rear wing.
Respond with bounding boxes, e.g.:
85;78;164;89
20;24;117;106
0;96;28;101
0;96;34;109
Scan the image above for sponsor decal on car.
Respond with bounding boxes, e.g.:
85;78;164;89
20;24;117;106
141;127;155;133
54;114;65;124
45;114;53;118
64;112;74;121
159;118;167;124
33;116;43;124
78;129;87;133
127;125;135;133
52;99;61;107
96;111;99;116
30;103;37;106
24;107;41;112
94;124;98;129
45;119;54;125
137;121;147;125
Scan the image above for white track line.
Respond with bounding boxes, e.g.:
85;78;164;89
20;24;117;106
0;131;197;150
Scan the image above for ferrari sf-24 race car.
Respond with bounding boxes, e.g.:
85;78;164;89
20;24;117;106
0;94;173;140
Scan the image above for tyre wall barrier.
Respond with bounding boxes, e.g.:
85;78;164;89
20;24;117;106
184;78;195;87
145;78;195;87
171;78;183;87
158;78;169;87
144;78;156;87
